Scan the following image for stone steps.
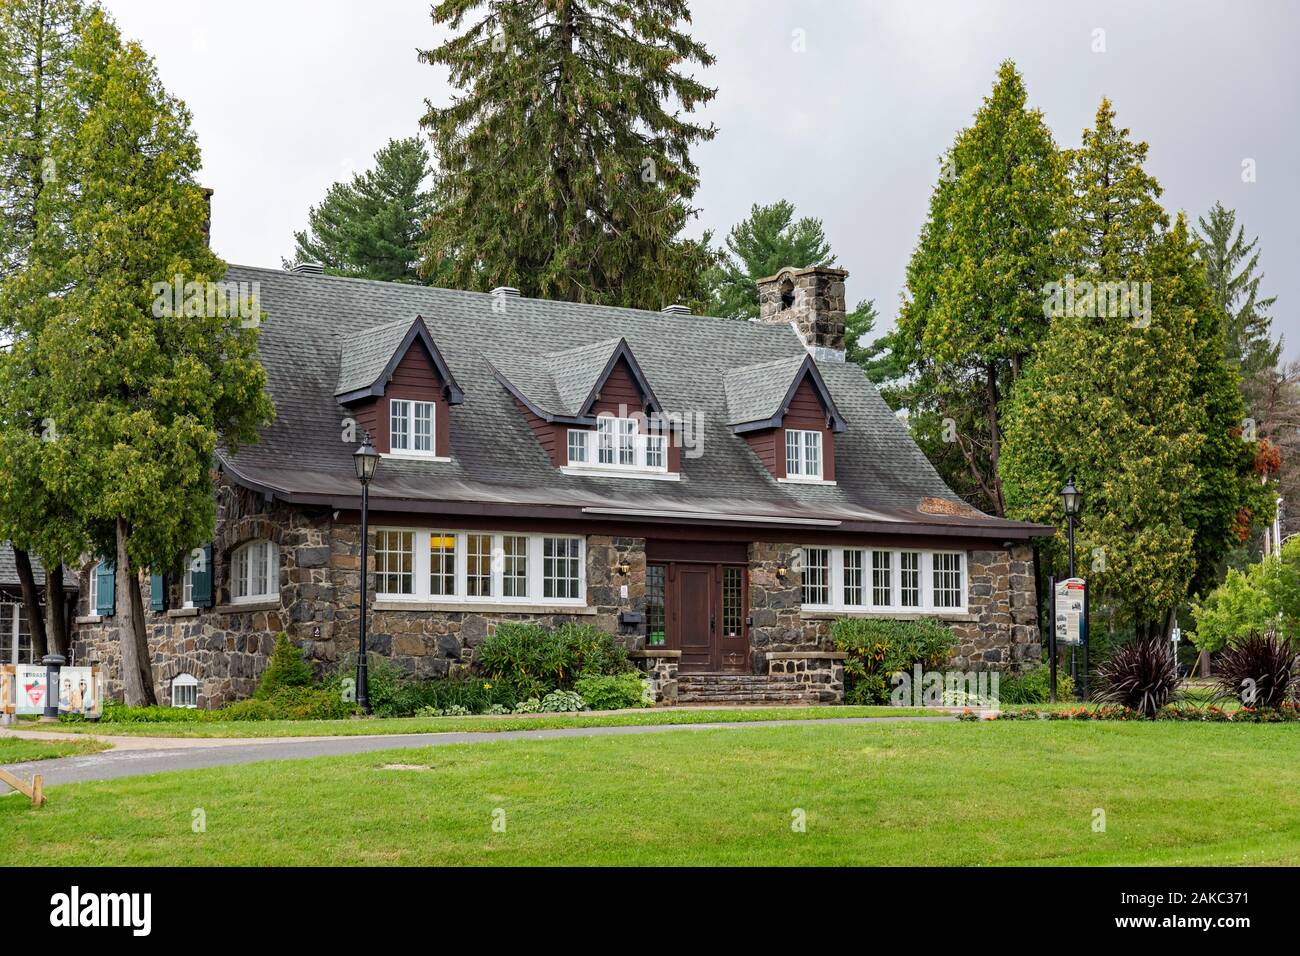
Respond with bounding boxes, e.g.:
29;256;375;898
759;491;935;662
676;672;824;706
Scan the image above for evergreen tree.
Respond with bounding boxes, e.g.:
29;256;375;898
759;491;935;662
417;0;717;310
35;13;273;703
892;61;1066;516
845;301;906;385
1195;201;1280;381
1002;101;1200;633
705;200;834;319
0;0;110;656
290;136;436;284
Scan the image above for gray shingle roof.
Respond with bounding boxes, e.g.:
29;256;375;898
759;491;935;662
219;265;1048;537
490;338;623;419
335;317;413;396
0;542;77;591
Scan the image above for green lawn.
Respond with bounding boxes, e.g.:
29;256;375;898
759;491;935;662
3;721;1298;865
0;736;110;763
31;705;935;738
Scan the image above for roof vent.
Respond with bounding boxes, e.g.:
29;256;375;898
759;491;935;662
490;286;521;298
291;262;325;276
661;304;691;317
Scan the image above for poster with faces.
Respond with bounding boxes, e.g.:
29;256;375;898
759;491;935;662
57;666;102;719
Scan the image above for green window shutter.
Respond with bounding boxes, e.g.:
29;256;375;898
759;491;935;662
150;572;167;612
191;544;213;608
96;562;116;617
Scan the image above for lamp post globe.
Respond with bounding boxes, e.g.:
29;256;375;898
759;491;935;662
353;434;380;713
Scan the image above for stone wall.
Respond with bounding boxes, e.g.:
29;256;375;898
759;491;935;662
630;649;679;704
72;477;648;708
766;651;845;703
747;542;823;674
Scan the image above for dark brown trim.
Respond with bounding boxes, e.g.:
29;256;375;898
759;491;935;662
646;539;748;563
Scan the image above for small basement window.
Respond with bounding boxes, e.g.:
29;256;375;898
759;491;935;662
172;673;199;709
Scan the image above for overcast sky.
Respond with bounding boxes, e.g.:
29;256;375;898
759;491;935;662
104;0;1300;352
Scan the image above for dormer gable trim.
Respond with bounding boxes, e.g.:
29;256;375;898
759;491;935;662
575;338;664;419
729;354;846;435
335;315;465;406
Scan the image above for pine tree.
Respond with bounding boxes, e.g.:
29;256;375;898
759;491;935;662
1002;100;1200;632
893;61;1066;516
705;200;835;319
35;13;273;703
1195;202;1280;381
845;301;906;385
290;137;436;284
417;0;717;309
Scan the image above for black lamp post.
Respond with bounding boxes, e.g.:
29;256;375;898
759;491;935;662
353;432;381;714
1060;476;1085;701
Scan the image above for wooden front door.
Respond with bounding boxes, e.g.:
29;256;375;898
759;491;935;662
668;563;749;673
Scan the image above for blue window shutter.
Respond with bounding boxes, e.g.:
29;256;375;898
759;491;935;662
97;562;116;616
192;544;213;608
150;572;167;612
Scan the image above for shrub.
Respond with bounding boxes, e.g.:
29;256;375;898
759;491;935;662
999;667;1073;704
97;701;216;724
477;622;631;698
574;672;651;710
1213;634;1298;709
255;633;314;699
538;690;586;712
223;687;353;721
1094;636;1182;718
326;652;404;715
832;618;957;704
513;697;542;714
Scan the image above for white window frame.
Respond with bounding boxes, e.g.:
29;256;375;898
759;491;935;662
182;566;195;609
800;548;967;614
374;530;586;607
784;428;823;480
87;565;99;616
172;673;199;709
387;398;442;459
231;540;280;605
563;414;670;477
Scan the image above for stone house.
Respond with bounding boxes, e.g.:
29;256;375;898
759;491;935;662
71;263;1049;707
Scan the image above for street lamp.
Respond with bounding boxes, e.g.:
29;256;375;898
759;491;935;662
1060;476;1082;578
1059;476;1085;701
353;432;381;714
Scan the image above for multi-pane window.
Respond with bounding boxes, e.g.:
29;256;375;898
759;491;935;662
900;551;921;607
543;536;582;599
87;566;99;615
389;399;436;454
502;535;529;598
1;604;35;665
871;550;892;606
785;429;823;479
932;552;964;609
722;567;744;638
182;566;195;608
232;540;280;603
172;673;198;709
584;415;668;472
801;547;830;606
843;549;864;607
646;564;667;646
375;531;585;606
429;533;456;596
567;430;590;464
466;534;493;598
801;548;966;612
375;531;414;595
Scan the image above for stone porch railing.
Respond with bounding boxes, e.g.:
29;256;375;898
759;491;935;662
630;648;680;704
765;650;847;703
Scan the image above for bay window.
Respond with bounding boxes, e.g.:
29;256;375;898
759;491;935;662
801;547;966;613
375;530;585;606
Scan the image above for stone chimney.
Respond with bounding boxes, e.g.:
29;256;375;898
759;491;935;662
200;187;214;247
755;265;848;363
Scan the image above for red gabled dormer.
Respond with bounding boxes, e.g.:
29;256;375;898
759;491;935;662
725;354;844;483
336;315;464;459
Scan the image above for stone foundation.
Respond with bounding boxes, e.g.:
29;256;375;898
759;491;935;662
630;649;679;704
766;651;846;703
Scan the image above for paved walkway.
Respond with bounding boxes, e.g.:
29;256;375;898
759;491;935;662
1;714;954;788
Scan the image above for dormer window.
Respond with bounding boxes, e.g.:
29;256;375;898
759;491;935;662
390;399;436;455
564;417;668;475
785;429;823;480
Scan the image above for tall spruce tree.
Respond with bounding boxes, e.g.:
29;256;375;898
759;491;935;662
1195;202;1280;381
893;61;1066;516
35;14;273;703
1002;101;1203;633
705;200;835;319
417;0;717;309
290;137;436;284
